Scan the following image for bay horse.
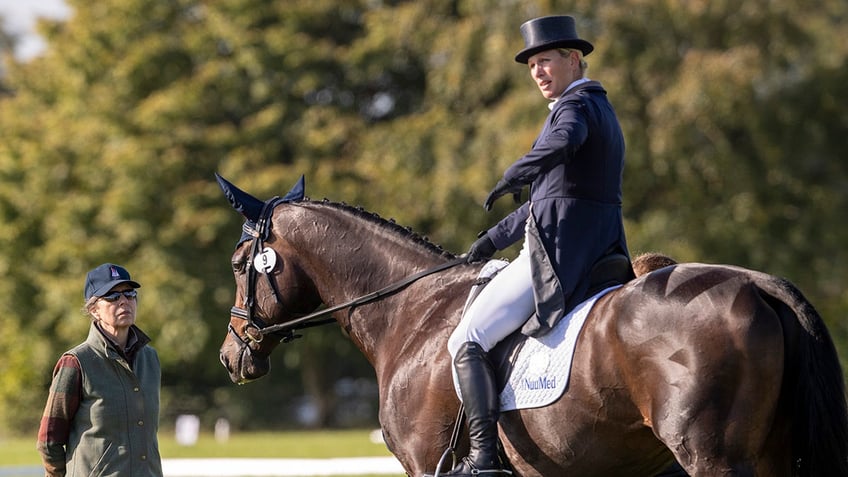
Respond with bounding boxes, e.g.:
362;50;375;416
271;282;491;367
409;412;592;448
216;174;848;477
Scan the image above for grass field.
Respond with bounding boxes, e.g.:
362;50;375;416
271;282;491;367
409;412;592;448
0;429;400;476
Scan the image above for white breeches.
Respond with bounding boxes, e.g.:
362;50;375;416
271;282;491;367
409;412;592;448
448;241;535;359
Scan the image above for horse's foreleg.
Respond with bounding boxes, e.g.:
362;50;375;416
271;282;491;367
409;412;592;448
377;355;463;476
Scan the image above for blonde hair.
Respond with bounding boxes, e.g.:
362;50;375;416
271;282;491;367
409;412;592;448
558;48;588;74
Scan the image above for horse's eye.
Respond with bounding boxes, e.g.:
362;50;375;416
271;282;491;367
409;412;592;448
232;260;246;273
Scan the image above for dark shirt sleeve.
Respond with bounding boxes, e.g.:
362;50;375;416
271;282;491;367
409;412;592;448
36;354;82;477
503;98;589;186
488;201;531;250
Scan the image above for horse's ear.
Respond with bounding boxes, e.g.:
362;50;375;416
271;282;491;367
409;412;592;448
215;173;265;223
281;175;305;202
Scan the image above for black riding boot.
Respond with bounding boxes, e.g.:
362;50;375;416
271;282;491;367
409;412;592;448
428;342;511;476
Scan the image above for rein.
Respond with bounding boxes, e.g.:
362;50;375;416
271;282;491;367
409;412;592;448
229;197;466;344
259;256;466;338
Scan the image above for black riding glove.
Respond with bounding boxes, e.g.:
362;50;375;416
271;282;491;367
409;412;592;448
465;233;497;263
484;179;523;211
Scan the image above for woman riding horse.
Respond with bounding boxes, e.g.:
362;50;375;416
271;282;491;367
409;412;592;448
442;15;629;476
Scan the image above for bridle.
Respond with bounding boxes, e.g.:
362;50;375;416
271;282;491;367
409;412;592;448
228;195;298;346
228;198;466;348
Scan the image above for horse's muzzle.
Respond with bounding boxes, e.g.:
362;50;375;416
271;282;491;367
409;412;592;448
220;337;270;384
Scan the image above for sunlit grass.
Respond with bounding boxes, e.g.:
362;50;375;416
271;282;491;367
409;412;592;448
1;429;397;475
160;429;393;459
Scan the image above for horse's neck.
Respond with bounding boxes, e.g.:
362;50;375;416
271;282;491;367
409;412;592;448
284;202;464;360
290;203;441;291
328;249;456;367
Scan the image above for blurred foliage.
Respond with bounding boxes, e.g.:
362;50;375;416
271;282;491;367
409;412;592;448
0;16;17;97
0;0;846;435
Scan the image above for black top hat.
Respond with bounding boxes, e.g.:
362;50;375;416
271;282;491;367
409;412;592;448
515;15;594;64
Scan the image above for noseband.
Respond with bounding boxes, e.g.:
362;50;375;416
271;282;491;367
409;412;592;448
228;198;466;348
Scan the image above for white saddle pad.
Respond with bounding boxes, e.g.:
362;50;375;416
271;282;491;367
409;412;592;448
498;284;620;411
455;260;621;411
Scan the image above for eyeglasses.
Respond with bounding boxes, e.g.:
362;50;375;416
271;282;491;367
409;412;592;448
100;290;138;302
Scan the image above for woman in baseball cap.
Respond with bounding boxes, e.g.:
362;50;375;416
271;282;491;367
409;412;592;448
37;263;162;477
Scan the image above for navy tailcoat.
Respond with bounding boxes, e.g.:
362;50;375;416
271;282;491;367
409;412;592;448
484;80;629;337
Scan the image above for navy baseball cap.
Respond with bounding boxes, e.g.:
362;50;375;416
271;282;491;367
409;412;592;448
84;263;141;301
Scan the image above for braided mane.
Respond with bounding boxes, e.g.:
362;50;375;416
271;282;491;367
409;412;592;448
301;198;457;259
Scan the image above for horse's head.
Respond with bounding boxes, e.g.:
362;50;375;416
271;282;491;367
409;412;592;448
215;174;323;384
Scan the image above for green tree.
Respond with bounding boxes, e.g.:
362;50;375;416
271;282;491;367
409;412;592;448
1;0;846;435
596;0;848;351
0;0;377;432
0;14;16;95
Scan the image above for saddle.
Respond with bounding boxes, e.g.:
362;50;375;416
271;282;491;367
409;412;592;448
489;251;635;392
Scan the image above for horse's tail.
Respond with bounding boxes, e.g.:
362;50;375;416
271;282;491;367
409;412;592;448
751;271;848;476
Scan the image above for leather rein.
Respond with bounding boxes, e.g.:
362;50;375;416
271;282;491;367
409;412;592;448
228;197;466;345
